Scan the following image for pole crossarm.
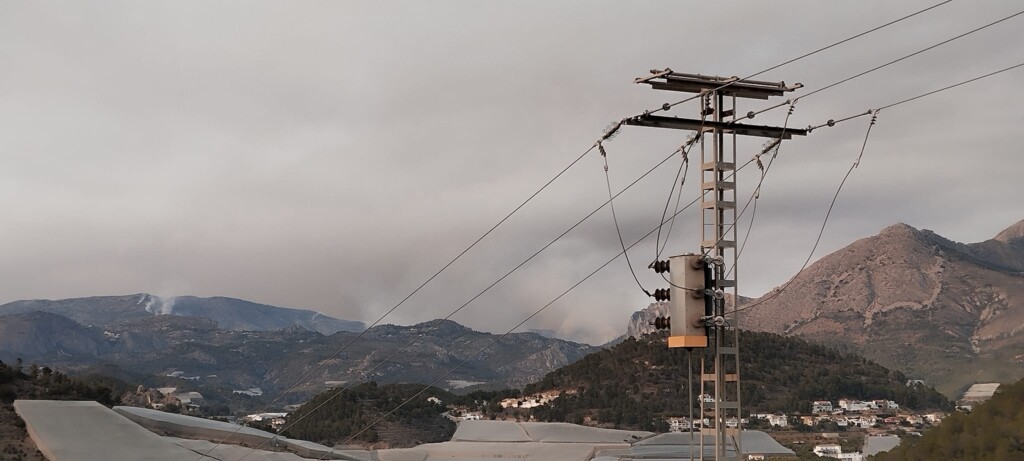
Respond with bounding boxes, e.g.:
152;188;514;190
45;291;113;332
624;115;807;139
635;70;803;99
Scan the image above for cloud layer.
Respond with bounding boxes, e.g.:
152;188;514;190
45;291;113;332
2;1;1022;344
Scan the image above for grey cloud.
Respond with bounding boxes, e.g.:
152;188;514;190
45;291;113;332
1;1;1022;346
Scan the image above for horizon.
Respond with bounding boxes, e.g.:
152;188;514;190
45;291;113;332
3;1;1023;346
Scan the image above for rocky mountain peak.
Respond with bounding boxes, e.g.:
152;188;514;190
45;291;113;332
994;219;1024;244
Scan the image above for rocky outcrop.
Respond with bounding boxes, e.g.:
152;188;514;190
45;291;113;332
741;219;1024;396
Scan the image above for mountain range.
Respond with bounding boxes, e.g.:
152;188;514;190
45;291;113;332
0;294;365;335
0;295;599;407
741;219;1024;396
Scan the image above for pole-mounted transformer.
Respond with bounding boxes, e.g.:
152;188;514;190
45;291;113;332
650;253;723;348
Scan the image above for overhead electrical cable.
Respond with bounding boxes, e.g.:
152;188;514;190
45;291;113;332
195;143;598;459
730;113;878;316
731;8;1024;124
701;102;797;259
601;141;657;297
200;7;959;453
639;0;953;117
235;143;696;461
318;167;751;459
731;58;1024;316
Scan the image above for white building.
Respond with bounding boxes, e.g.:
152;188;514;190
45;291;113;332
766;415;788;428
813;444;841;457
812;401;833;414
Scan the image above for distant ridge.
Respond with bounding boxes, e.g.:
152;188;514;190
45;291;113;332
0;293;365;335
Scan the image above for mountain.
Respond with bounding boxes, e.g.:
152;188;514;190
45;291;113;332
0;294;365;335
875;377;1024;461
0;312;598;406
522;332;950;431
741;220;1024;396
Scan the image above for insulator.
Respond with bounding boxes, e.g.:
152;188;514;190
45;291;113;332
662;103;671;112
651;260;670;274
706;289;725;300
653;316;671;330
653;288;670;302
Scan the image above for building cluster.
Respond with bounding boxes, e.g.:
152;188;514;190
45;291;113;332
812;443;862;461
748;398;945;433
243;412;289;430
499;391;562;409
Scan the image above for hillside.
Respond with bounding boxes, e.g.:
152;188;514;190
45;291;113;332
524;332;950;431
0;360;131;461
0;313;598;405
0;294;365;335
741;220;1024;396
281;382;456;448
874;378;1024;461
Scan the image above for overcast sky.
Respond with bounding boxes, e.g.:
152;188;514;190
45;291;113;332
2;1;1022;345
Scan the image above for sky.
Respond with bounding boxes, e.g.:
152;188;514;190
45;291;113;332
1;1;1022;345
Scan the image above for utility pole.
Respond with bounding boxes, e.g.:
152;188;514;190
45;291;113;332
634;70;805;461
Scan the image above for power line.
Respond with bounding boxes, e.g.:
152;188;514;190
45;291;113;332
235;143;690;460
640;0;953;117
733;7;1024;124
731;112;879;316
195;143;597;459
731;57;1024;316
314;144;776;460
201;6;959;452
601;141;657;297
655;114;706;260
323;166;728;458
701;103;797;258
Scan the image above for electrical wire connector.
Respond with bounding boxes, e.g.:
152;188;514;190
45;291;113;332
601;120;624;142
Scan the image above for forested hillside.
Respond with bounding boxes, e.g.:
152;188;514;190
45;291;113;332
281;382;456;448
874;378;1024;461
0;360;131;461
525;331;951;431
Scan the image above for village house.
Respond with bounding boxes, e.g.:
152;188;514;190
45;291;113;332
812;400;833;414
766;414;789;428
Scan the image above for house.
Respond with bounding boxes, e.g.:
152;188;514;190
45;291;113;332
800;415;816;426
813;444;842;457
461;412;483;421
427;396;442;405
923;412;944;424
766;414;788;428
666;417;692;432
812;401;833;414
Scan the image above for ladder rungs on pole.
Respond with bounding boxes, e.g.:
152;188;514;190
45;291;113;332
701;161;736;171
700;201;735;210
701;373;739;382
701;239;736;248
701;181;735;191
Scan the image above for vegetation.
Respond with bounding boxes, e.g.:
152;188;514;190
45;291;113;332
0;359;132;461
873;378;1024;461
0;359;128;406
524;331;951;430
281;382;456;448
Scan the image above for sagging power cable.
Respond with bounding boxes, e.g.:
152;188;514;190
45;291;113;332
317;158;754;459
234;142;691;461
731;112;879;316
601;140;655;297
